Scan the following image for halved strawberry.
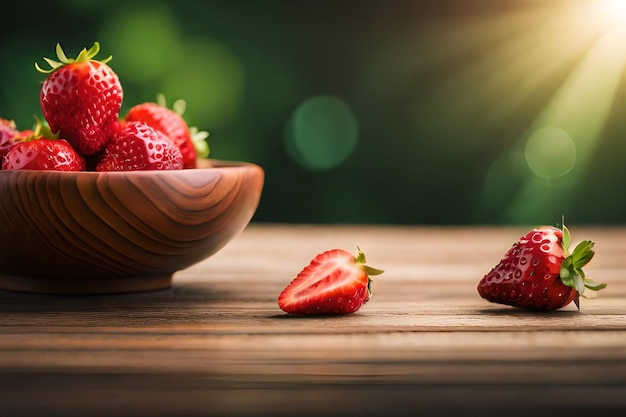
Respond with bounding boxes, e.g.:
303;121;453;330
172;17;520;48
477;222;606;311
37;42;123;156
278;247;384;315
2;136;86;171
96;121;183;171
124;95;208;169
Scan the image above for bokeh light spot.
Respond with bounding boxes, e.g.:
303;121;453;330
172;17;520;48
524;126;576;180
98;2;183;83
285;95;358;170
158;38;245;129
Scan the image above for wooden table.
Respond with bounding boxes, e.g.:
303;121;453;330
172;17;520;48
1;224;625;417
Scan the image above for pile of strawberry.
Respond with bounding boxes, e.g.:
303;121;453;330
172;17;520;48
0;42;208;171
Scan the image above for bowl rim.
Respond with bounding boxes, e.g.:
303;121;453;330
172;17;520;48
0;158;262;176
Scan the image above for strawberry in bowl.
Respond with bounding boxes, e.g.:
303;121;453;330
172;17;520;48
37;42;123;156
29;42;205;172
124;95;208;169
0;42;264;294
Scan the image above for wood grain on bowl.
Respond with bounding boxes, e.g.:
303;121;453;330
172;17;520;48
0;159;264;294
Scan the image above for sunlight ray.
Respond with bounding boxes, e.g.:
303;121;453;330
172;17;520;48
500;25;626;223
479;0;626;223
437;7;607;141
522;27;626;176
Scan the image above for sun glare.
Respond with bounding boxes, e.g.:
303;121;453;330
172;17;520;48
589;0;626;30
476;0;626;222
601;0;626;25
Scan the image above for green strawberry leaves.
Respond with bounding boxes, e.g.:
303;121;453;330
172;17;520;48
156;93;210;159
35;42;112;74
356;246;385;276
559;222;607;308
355;246;384;297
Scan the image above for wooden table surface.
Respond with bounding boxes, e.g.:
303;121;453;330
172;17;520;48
1;223;625;417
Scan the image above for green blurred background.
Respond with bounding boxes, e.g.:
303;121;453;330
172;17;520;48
1;0;625;225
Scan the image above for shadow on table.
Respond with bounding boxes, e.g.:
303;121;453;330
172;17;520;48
0;282;232;314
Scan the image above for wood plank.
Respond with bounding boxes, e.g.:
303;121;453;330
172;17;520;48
1;224;626;416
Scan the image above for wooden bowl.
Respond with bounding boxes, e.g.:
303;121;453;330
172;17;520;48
0;159;264;294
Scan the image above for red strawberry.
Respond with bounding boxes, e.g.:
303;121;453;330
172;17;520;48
124;97;206;169
2;137;86;171
0;118;19;158
37;42;123;156
0;118;34;158
96;121;183;171
477;223;606;311
278;247;384;315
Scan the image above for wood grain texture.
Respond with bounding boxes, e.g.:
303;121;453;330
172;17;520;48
0;160;264;294
0;224;625;417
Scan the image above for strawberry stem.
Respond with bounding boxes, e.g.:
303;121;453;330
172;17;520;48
17;116;58;142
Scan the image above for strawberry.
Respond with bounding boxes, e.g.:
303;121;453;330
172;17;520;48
124;96;208;169
37;42;123;156
278;247;384;315
96;121;183;171
1;116;54;155
2;137;86;171
477;223;606;311
0;118;19;158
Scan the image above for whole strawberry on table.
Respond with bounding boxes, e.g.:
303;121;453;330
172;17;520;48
477;222;607;311
0;42;208;172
